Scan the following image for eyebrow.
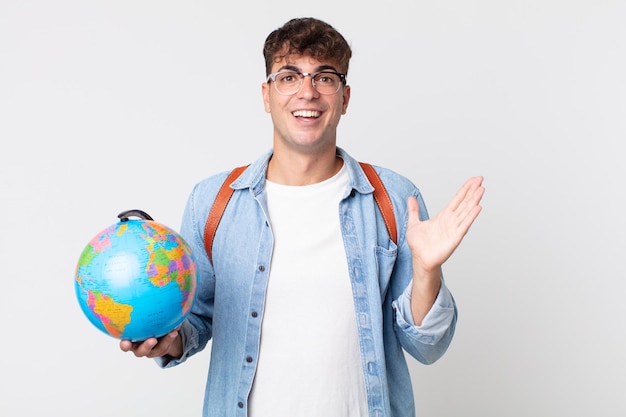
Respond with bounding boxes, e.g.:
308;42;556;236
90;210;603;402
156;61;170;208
276;64;340;73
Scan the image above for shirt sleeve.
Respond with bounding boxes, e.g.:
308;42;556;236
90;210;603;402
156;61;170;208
392;278;457;352
153;319;200;368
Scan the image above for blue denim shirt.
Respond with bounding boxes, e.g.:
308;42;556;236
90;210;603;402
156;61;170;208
159;147;457;417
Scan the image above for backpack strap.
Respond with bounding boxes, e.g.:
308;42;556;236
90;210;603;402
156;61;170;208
359;162;398;245
203;162;397;265
203;165;248;265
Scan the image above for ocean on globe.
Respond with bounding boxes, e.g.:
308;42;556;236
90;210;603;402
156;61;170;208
75;210;197;342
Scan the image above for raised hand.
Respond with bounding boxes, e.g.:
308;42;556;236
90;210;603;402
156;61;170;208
407;176;485;274
406;176;484;324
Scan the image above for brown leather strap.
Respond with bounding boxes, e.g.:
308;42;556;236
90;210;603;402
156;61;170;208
359;162;398;244
203;165;248;264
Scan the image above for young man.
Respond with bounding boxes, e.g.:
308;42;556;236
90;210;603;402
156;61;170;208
121;17;485;417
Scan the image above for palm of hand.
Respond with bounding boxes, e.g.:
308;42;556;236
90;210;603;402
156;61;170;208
406;176;485;272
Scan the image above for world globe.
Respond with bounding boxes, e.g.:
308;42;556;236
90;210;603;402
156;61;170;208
75;210;197;342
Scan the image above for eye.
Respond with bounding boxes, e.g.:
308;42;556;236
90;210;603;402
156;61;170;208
277;72;299;83
314;72;338;85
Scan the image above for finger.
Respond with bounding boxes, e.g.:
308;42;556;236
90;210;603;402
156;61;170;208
445;177;480;213
146;330;180;359
462;177;484;204
470;182;485;207
407;195;421;223
449;177;485;220
455;183;485;234
451;205;483;244
119;340;133;352
129;338;158;357
456;182;485;221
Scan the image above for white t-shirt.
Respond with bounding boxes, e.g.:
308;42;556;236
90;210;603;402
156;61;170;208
248;163;368;417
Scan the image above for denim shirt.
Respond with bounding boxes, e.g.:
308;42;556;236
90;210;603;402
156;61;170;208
159;147;457;417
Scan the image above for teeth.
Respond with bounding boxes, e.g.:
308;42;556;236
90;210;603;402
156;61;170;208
293;110;320;118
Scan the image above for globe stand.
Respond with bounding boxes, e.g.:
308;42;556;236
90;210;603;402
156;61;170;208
118;209;154;222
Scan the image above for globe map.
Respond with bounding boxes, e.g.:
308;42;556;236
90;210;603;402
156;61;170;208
75;216;197;342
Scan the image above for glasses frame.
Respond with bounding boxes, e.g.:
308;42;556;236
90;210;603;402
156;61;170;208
266;70;347;96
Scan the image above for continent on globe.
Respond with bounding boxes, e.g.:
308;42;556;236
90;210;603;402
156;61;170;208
84;290;133;338
75;210;197;342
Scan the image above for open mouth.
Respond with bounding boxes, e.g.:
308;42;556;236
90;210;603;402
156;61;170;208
292;110;321;118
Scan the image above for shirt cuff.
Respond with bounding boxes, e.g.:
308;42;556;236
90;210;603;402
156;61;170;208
153;320;197;368
393;280;455;344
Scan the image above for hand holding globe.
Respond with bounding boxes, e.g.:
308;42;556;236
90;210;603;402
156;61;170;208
119;327;183;359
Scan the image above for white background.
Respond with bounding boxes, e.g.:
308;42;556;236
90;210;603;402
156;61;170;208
1;1;625;416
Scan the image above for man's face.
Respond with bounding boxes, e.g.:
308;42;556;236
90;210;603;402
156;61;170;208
262;54;350;155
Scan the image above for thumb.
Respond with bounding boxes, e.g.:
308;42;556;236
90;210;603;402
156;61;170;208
407;196;421;224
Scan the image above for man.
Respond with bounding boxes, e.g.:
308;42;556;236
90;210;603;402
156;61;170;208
121;17;485;417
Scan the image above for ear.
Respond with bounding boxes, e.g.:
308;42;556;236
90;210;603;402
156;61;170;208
262;82;271;113
341;84;351;115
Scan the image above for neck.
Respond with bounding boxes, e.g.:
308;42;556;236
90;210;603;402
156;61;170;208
267;147;342;186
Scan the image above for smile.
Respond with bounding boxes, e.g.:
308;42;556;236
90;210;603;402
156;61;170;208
292;110;321;118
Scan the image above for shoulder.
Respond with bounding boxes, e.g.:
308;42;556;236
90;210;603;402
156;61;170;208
338;147;420;196
366;164;421;198
189;170;236;200
183;168;249;228
363;163;432;224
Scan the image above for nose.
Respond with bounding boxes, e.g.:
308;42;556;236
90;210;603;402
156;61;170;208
298;74;319;99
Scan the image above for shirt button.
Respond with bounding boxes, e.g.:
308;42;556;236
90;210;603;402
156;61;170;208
258;265;265;271
238;401;244;408
368;362;377;374
251;311;258;318
246;356;253;363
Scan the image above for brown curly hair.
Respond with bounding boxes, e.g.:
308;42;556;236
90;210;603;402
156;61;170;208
263;17;352;76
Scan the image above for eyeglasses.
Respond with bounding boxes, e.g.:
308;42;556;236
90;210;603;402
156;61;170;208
266;70;347;95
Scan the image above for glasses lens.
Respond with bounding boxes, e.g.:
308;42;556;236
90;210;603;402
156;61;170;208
274;71;301;95
313;72;342;94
